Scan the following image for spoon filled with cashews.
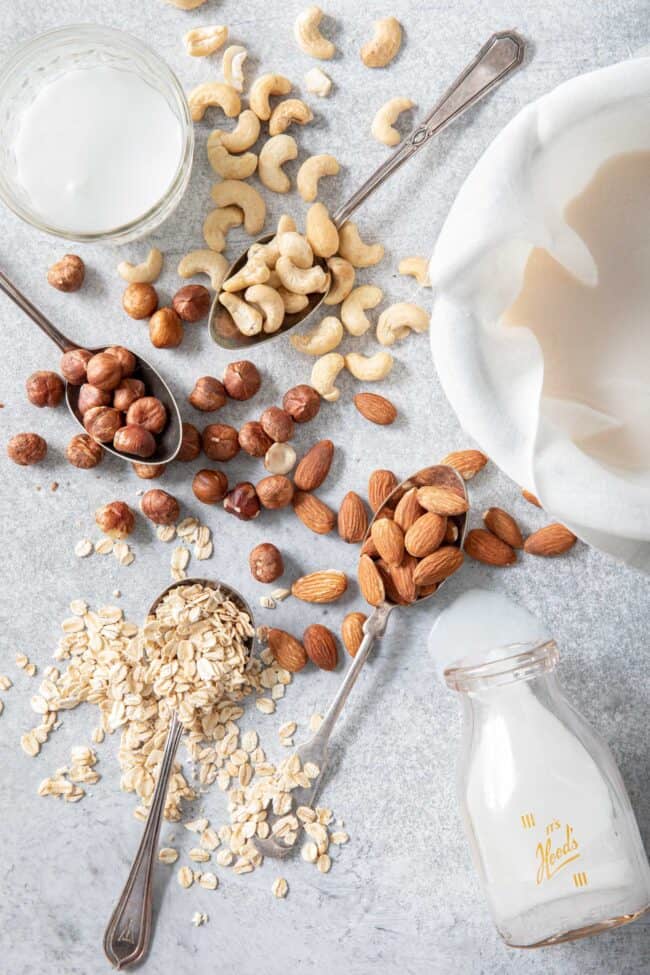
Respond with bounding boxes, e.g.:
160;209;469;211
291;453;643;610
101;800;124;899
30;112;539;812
209;31;525;351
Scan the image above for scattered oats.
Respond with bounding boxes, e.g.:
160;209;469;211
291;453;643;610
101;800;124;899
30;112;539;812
192;911;209;927
21;731;40;756
134;806;148;822
241;729;258;752
271;684;285;700
270;588;291;602
301;841;318;863
316;807;333;825
330;831;349;845
94;537;114;555
15;654;29;669
91;727;105;744
304;822;328;851
233;857;254;875
297;806;316;823
198;871;218;890
185;817;209;833
309;712;323;733
177;866;194;888
200;828;220;851
257;627;270;646
189;847;211;863
75;539;93;558
256;697;275;715
171;546;190;572
177;517;199;539
195;541;213;561
158;847;179;864
217;769;230;791
257;820;270;839
304;762;320;779
25;663;37;678
114;541;135;566
278;721;297;739
272;877;288;898
317;853;331;873
216;849;234;867
69;599;87;616
156;524;176;543
259;596;276;610
280;737;294;748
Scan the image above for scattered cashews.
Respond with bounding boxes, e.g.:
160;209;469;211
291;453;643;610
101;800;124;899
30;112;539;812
222;258;270;293
210;111;260;154
188;82;241;122
269;98;314;136
291;315;343;355
294;6;336;59
178;250;228;291
245;284;285;333
345;351;394;381
324;256;355;305
297;154;340;202
311;352;345;401
258;134;298;194
249;74;292;121
167;0;207;8
372;97;414;146
278;232;314;269
208;143;257;179
219;292;263;336
306;202;339;258
337;222;384;267
277;215;297;236
117;248;163;284
278;287;309;314
211;180;266;235
376;302;430;345
340;284;383;336
276;256;329;295
398;256;431;286
360;16;402;68
305;67;332;97
222;45;248;92
184;26;228;57
203;205;243;251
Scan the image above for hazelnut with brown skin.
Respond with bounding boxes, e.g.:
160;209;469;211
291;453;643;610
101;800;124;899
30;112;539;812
114;424;157;458
47;254;85;292
66;433;103;469
256;475;294;509
283;384;320;423
223;482;260;520
60;348;92;385
78;383;112;414
25;371;65;408
223;360;261;401
95;500;135;539
172;284;211;322
192;468;229;504
188;376;227;412
178;422;201;462
83;406;123;442
202;423;240;461
104;345;136;377
141;488;180;525
238;421;272;457
7;432;47;466
122;283;158;320
87;352;123;391
260;406;294;443
132;461;166;479
149;307;184;348
113;378;145;412
249;542;284;583
126;396;167;434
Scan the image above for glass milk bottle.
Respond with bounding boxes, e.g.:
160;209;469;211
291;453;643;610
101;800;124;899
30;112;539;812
444;639;650;947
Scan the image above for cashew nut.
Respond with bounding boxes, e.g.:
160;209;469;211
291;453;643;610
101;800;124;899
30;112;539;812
210;110;260;154
305;67;332;97
258;134;298;194
276;256;329;295
345;351;394;381
245;284;285;333
219;292;263;336
398;256;431;286
222;45;247;92
166;0;206;8
376;302;430;346
277;214;297;236
294;6;336;60
340;284;383;336
278;287;309;314
203;205;243;251
360;16;402;68
337;221;384;267
249;73;292;121
324;256;355;305
306;202;339;259
222;257;270;293
269;98;314;136
311;352;345;402
184;26;228;57
178;250;228;291
188;82;241;123
211;180;266;235
117;248;163;284
371;97;414;146
250;215;298;271
297;154;340;202
278;232;314;269
291;315;343;355
208;143;257;179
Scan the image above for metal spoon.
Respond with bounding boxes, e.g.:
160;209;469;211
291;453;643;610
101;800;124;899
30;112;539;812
254;463;468;859
0;269;182;465
103;578;256;970
209;30;525;350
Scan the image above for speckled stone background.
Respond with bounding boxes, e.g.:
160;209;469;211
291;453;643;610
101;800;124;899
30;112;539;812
0;2;648;974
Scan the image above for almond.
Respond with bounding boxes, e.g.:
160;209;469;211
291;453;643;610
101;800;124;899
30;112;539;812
464;529;516;566
404;512;447;558
522;488;542;508
291;570;348;603
294;439;334;491
444;521;459;544
368;469;398;512
267;628;308;672
412;546;464;586
483;507;523;549
394;487;424;532
353;392;397;426
358;554;385;606
524;523;577;557
292;491;336;534
337;491;369;543
416;486;468;516
341;612;367;657
360;535;378;558
303;624;338;671
376;559;403;604
440;449;488;480
389;554;417;604
371;518;404;566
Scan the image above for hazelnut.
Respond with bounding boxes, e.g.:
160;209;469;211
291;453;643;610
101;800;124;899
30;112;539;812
223;482;260;521
188;376;227;412
193;468;228;504
132;461;166;479
113;378;145;412
7;432;47;466
87;352;123;391
47;254;85;292
104;345;137;376
141;488;180;525
60;348;92;385
114;424;157;458
249;542;284;583
178;422;201;462
256;475;294;509
95;500;135;539
260;406;294;443
83;406;123;442
25;370;65;408
264;442;297;475
283;384;320;423
126;396;167;434
78;383;112;415
238;421;272;457
122;283;158;320
223;360;261;401
66;433;104;469
202;423;240;462
172;284;211;322
149;307;184;348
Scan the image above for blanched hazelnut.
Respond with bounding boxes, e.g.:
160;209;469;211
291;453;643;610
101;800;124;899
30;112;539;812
249;542;284;583
141;488;180;525
78;383;112;414
193;468;228;504
123;283;158;320
25;371;65;408
7;432;47;466
87;352;123;391
66;433;103;469
114;424;156;458
60;348;92;385
283;384;320;422
202;423;240;461
149;307;184;348
113;378;145;412
95;500;135;539
132;461;166;479
172;284;211;322
223;482;260;520
47;254;85;292
105;345;137;376
260;406;294;443
239;421;272;457
188;376;227;412
264;442;297;475
126;396;167;434
83;406;123;442
178;422;201;462
223;360;261;401
256;475;294;509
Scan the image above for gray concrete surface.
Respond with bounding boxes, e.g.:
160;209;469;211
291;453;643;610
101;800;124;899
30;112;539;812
0;2;648;974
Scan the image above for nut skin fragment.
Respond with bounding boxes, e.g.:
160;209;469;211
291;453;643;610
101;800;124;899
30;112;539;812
47;254;85;292
178;423;201;462
26;371;64;408
172;285;211;322
193;469;228;504
149;308;184;349
66;434;103;469
202;423;240;461
249;543;284;583
360;17;402;68
7;432;47;466
95;501;135;539
123;283;159;319
223;361;261;401
140;489;180;526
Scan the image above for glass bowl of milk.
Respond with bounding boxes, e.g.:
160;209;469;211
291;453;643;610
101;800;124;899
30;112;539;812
0;25;194;243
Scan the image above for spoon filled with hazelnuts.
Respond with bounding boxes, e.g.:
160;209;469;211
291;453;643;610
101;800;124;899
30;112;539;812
0;268;182;466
